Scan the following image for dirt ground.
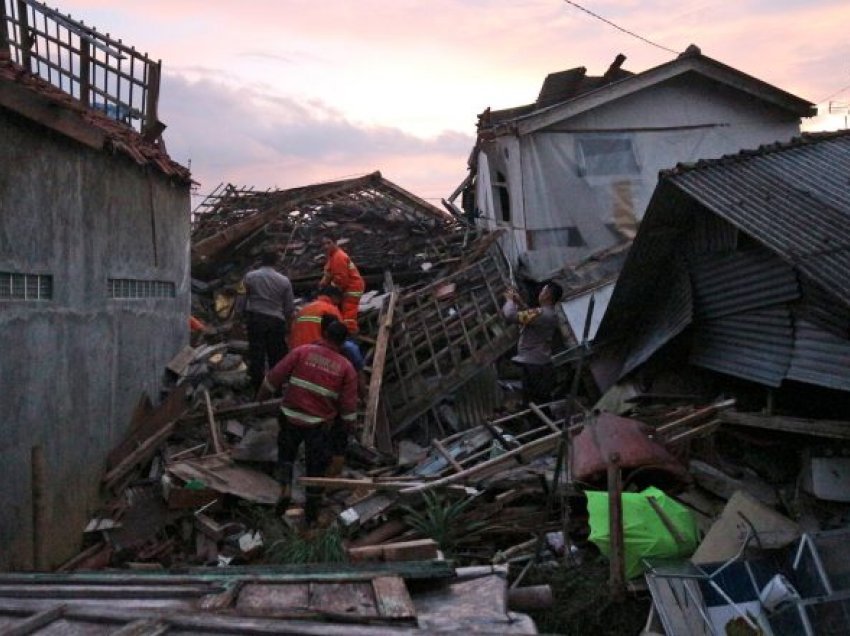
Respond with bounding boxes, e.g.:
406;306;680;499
515;557;650;635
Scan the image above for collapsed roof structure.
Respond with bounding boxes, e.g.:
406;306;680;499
593;131;850;403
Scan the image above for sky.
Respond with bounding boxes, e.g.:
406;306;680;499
54;0;850;207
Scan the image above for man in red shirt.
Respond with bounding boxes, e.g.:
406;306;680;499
319;234;365;335
289;287;343;350
257;319;358;524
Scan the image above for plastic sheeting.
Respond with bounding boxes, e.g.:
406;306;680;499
587;486;699;579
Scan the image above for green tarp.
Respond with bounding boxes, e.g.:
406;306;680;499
587;486;699;579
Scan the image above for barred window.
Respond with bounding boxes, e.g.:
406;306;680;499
108;278;175;299
0;272;53;300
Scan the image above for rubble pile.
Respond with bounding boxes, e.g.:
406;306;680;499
54;172;850;635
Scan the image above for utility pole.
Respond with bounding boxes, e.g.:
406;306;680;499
829;101;850;129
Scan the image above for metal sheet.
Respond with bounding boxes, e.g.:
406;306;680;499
787;319;850;391
689;247;800;320
620;260;693;378
560;282;614;342
689;306;793;387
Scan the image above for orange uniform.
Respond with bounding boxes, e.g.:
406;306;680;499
321;246;365;334
289;296;343;349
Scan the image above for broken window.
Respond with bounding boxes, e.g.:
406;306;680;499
0;272;52;300
108;279;175;299
526;227;585;250
494;171;511;223
576;135;640;177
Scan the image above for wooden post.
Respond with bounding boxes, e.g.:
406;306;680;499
361;286;398;448
203;390;224;454
32;445;48;571
607;452;625;601
78;40;91;107
16;0;32;71
0;1;10;60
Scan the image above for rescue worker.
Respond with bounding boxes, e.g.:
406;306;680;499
318;234;365;335
288;287;344;350
502;280;563;406
256;318;357;524
242;251;294;390
318;314;367;478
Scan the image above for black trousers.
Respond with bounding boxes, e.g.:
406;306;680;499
246;312;287;389
521;362;555;406
277;417;331;521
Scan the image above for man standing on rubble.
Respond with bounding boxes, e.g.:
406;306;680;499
502;281;563;406
243;251;295;391
319;234;365;335
256;319;358;525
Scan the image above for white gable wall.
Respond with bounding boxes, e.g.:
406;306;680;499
480;73;803;280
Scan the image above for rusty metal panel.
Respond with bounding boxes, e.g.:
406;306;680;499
689;247;800;321
689;306;793;386
787;319;850;391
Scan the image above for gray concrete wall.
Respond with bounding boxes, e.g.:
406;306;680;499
0;109;191;569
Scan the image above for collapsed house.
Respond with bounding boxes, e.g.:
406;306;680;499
456;45;816;281
593;130;850;411
0;1;191;568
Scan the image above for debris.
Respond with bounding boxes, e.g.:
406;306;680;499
692;491;800;564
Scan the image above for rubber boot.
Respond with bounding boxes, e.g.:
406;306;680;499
275;462;293;516
325;455;345;478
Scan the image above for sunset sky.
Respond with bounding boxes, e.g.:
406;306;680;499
56;0;850;205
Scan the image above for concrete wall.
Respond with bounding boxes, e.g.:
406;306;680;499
0;109;191;569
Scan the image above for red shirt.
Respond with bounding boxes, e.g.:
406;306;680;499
289;296;343;349
265;340;357;428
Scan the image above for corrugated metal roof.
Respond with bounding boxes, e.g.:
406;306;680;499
689;247;799;320
689;306;793;387
787;319;850;391
667;131;850;305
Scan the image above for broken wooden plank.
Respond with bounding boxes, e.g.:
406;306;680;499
348;539;439;564
107;385;189;470
372;576;416;620
401;430;561;494
103;421;177;490
432;438;464;473
361;287;398;448
720;410;850;440
203;389;225;454
308;582;378;617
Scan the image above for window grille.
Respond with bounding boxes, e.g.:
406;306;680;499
108;278;175;299
0;272;52;300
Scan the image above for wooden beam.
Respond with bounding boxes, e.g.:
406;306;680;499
607;454;625;602
361;288;398;448
5;604;65;636
0;79;106;149
431;438;463;473
720;410;850;440
203;389;224;454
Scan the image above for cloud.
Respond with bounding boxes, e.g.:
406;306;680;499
159;73;473;198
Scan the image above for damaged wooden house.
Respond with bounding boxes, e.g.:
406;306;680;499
0;1;191;569
592;130;850;418
452;45;816;286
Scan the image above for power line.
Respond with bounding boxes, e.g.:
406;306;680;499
561;0;679;55
818;81;850;105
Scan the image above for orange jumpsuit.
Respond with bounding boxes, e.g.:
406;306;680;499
289;296;343;349
321;246;365;334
